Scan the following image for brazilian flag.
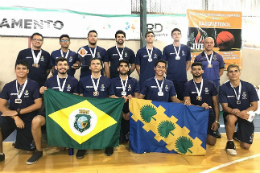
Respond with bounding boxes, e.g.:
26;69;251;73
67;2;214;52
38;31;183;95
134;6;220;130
129;98;209;155
44;89;124;149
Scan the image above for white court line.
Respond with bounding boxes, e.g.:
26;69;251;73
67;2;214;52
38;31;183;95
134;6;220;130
200;154;260;173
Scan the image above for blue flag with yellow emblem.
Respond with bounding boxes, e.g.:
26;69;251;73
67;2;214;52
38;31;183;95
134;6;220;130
129;98;209;155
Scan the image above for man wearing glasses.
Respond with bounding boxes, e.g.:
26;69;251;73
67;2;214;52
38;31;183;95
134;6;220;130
16;33;51;87
50;35;80;77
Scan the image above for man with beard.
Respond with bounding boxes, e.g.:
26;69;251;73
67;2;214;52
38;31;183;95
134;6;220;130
107;30;136;79
50;34;80;77
77;30;110;78
26;57;79;164
78;58;117;158
111;59;140;143
183;62;220;146
136;31;162;88
0;60;42;163
162;28;191;101
16;33;51;87
139;59;182;103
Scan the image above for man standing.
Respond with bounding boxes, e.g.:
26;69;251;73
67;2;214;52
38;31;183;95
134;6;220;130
77;30;110;78
50;34;80;77
139;59;182;103
111;59;140;143
183;62;220;146
194;37;225;87
136;31;162;88
26;57;79;164
16;33;51;87
78;58;116;158
0;60;42;162
162;28;191;100
107;30;136;79
219;64;258;156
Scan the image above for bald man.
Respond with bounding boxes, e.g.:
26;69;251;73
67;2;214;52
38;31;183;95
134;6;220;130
194;37;225;88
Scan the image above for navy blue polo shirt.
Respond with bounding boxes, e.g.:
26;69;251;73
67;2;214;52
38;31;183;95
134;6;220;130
184;79;218;116
16;48;51;87
135;46;162;87
50;49;79;77
194;51;225;86
219;80;259;111
44;75;79;94
77;46;108;79
79;75;114;98
162;44;191;82
111;76;140;97
107;46;135;79
0;79;41;122
141;77;176;102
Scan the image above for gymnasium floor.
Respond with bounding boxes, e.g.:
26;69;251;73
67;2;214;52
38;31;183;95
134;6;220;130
1;116;260;173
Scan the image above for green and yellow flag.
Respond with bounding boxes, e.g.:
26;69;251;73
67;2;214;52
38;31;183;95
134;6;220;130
44;89;124;149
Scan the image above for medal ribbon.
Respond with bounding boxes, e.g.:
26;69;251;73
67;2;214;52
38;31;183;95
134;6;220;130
91;75;101;92
193;79;203;98
16;79;28;99
31;48;42;64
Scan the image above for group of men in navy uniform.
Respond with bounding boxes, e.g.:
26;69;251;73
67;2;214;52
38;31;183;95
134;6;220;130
0;28;258;165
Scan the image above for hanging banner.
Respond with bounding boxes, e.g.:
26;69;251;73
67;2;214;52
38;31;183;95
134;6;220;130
0;7;186;41
187;10;242;69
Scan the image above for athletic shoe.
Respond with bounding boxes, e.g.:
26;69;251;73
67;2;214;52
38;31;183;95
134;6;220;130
105;147;114;156
225;141;237;156
216;130;222;138
233;132;240;142
76;150;86;159
0;153;5;162
26;150;43;165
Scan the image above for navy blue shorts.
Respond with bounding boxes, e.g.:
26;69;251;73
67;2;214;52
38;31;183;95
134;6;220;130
0;116;35;151
223;112;254;144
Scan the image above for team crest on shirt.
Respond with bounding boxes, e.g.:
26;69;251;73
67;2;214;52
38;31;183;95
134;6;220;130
154;54;158;59
69;56;73;62
182;50;185;56
242;92;247;99
97;52;101;58
165;85;169;92
204;87;209;94
24;90;29;97
128;84;132;91
40;56;44;62
100;84;105;91
124;52;128;58
67;84;71;92
213;55;217;60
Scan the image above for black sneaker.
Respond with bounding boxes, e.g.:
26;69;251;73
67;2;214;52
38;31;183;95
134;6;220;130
76;150;86;159
216;130;221;138
105;147;114;156
26;150;43;165
225;141;237;156
0;153;5;162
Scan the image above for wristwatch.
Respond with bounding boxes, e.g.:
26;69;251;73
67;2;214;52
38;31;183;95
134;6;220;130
215;120;219;124
16;109;21;115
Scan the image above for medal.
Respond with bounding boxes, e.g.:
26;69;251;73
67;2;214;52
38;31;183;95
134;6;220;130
57;75;68;92
120;76;128;96
15;99;22;104
116;45;125;60
207;64;212;68
230;82;242;106
193;79;203;102
31;48;42;68
15;79;28;104
91;75;101;97
89;46;97;58
173;44;181;60
205;52;213;68
155;77;164;97
93;91;99;96
146;46;153;62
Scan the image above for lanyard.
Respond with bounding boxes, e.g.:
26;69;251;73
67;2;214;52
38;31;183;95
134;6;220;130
60;49;70;59
31;49;42;64
91;75;101;92
155;77;164;92
16;79;28;99
173;45;181;57
116;46;125;60
146;46;153;60
89;47;97;58
56;75;68;92
193;79;203;97
120;76;128;92
205;52;213;65
230;82;242;101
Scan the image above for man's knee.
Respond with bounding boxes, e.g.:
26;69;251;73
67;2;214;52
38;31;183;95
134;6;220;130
240;142;251;150
32;116;45;128
226;114;238;124
207;135;216;146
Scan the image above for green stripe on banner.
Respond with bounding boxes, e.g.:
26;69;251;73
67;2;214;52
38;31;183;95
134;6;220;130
0;6;186;17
